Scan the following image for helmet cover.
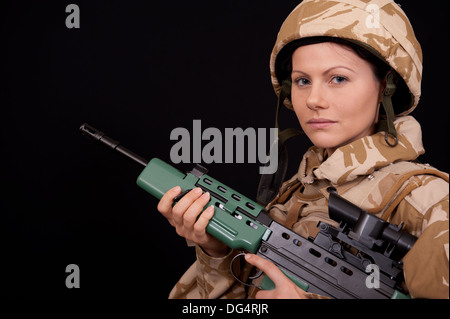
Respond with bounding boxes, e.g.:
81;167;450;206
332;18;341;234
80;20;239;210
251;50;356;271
270;0;423;116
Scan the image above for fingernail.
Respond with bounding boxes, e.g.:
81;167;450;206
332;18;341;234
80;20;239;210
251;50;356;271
194;187;202;195
205;205;214;214
172;186;181;193
244;254;252;261
201;192;210;199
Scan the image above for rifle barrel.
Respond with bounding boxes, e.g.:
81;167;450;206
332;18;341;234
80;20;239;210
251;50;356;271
79;123;149;167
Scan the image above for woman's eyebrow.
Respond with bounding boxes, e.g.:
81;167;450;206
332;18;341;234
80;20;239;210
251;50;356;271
322;65;356;74
292;65;356;76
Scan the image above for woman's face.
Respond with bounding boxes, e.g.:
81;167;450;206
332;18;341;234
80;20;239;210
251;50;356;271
290;42;384;156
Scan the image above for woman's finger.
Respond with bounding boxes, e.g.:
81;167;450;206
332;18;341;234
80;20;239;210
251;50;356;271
157;186;181;217
171;187;203;224
244;253;288;289
183;192;211;229
192;205;214;239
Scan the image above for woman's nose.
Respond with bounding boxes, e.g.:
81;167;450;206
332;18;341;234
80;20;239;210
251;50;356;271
306;84;329;110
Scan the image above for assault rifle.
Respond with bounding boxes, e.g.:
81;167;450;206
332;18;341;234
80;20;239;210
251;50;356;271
80;123;416;299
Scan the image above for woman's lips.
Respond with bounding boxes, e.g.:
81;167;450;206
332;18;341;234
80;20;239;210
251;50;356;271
307;118;337;129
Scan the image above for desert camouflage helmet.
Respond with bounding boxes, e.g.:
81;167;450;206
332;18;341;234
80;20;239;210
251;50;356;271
270;0;423;119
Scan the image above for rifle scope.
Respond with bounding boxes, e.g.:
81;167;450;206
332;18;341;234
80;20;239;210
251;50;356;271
327;187;417;255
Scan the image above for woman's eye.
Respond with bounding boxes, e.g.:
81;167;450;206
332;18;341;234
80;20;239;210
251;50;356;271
331;76;347;84
295;78;310;86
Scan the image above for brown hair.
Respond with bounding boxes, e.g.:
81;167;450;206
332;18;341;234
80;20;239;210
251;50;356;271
275;36;390;83
275;36;410;115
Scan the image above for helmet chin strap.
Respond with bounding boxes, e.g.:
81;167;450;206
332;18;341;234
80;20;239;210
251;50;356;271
275;79;303;144
379;71;399;147
257;79;302;206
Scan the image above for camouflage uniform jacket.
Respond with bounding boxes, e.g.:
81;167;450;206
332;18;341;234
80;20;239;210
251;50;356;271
169;116;449;299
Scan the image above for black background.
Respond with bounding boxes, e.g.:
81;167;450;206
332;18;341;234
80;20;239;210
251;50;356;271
1;0;448;300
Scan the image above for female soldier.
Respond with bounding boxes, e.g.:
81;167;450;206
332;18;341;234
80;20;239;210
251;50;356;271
157;0;449;299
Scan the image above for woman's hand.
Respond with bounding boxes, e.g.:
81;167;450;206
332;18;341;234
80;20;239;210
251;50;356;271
245;253;310;299
157;186;229;258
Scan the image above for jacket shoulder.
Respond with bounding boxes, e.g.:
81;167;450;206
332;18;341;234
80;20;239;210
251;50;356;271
340;161;448;216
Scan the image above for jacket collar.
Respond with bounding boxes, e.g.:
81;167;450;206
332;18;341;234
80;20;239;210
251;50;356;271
299;116;425;185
